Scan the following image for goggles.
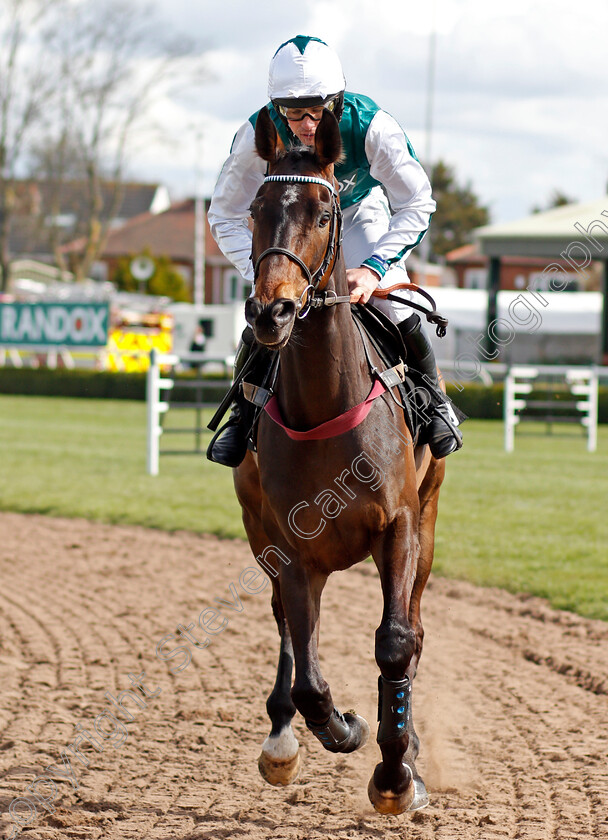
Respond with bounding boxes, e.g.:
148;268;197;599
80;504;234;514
277;98;337;122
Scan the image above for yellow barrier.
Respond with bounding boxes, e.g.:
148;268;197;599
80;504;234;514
105;328;172;372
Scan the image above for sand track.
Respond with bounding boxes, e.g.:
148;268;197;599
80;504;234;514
0;512;606;839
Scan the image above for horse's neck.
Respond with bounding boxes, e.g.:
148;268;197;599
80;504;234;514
277;267;368;429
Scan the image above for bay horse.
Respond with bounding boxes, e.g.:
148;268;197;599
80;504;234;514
233;106;445;814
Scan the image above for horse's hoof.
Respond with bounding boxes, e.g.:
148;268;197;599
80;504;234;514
367;764;415;815
344;711;370;752
408;776;430;811
258;749;301;786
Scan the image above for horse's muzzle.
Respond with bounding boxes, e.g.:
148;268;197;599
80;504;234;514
245;297;296;346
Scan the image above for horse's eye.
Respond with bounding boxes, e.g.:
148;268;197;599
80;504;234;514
319;212;331;227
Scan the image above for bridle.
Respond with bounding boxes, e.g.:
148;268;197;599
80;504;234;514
252;174;348;319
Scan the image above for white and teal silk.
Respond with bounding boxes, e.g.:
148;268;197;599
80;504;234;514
208;91;435;320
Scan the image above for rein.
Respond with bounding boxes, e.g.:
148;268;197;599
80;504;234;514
372;283;449;338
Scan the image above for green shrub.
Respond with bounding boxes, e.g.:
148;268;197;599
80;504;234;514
447;384;504;420
0;367;146;399
447;383;608;423
1;369;606;422
113;249;190;302
0;367;227;402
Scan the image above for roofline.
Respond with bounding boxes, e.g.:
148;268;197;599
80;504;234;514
477;236;608;259
475;197;608;259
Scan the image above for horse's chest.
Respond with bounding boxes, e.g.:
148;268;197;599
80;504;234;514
259;455;397;567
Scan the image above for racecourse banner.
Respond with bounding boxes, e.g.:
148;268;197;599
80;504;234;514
0;302;110;348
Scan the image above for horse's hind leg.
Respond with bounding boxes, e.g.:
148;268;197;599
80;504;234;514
368;516;420;815
258;580;301;786
402;456;446;809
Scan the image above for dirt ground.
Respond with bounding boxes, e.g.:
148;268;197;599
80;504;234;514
0;512;606;840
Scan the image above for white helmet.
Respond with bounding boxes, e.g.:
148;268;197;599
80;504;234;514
268;36;346;117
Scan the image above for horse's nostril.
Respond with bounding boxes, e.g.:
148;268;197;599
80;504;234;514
271;299;296;326
245;297;263;325
246;297;296;338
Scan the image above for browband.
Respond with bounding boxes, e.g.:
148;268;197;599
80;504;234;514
264;174;337;196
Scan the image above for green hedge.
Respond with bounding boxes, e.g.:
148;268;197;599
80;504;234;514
0;367;228;404
1;368;607;422
0;367;147;400
447;383;608;424
447;384;504;420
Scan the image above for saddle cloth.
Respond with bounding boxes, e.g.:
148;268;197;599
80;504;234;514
350;303;429;446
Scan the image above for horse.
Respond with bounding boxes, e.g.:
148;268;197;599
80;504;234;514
233;106;445;815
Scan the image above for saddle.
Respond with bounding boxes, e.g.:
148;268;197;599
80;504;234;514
350;303;431;447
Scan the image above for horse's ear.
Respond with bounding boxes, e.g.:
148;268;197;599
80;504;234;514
255;106;282;163
314;109;343;169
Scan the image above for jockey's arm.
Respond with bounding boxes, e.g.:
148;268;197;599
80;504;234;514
208;121;266;284
360;110;436;281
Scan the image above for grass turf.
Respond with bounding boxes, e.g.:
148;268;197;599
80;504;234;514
1;395;606;620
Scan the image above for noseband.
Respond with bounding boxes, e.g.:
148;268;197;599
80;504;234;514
252;174;347;318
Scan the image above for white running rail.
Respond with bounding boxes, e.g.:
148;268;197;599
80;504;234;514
504;365;598;453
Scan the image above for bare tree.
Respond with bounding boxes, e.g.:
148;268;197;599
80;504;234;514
2;0;207;286
28;132;86;275
0;0;62;291
50;0;207;281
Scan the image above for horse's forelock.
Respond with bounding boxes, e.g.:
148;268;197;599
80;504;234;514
274;145;322;172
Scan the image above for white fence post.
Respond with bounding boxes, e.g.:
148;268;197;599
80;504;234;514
146;350;176;475
504;365;599;453
566;368;598;453
589;369;599;453
504;367;537;452
147;351;229;475
504;370;515;453
146;350;161;476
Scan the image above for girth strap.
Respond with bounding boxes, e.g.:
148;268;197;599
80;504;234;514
242;381;272;409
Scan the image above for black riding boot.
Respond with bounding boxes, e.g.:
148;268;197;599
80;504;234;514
398;314;463;458
206;328;256;467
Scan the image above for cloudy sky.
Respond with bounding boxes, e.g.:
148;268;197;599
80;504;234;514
131;0;608;224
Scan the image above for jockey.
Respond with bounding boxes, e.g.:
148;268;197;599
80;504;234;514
207;35;462;466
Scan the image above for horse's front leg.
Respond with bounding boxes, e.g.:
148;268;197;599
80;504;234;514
258;580;301;785
234;456;301;786
280;559;369;755
368;515;424;815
